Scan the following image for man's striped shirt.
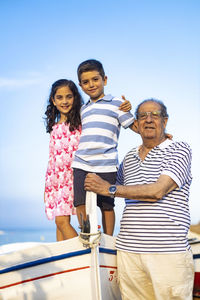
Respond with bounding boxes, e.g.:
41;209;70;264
116;139;192;253
72;94;134;172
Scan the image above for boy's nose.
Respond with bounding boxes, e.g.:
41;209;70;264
88;80;94;87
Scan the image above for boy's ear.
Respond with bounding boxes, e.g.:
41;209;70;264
104;76;108;86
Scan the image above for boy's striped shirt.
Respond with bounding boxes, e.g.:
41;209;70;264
72;94;134;172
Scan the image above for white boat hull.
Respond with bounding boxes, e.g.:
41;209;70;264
0;234;121;300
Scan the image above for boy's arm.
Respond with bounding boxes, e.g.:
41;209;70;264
119;95;132;112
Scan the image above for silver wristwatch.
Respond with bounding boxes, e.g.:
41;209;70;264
109;185;117;198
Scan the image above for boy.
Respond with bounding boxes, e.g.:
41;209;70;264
72;59;137;235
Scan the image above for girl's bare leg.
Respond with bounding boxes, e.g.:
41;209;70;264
56;227;64;241
55;215;77;241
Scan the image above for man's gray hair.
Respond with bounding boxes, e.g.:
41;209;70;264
135;98;169;119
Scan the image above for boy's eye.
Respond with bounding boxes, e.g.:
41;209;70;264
82;80;88;85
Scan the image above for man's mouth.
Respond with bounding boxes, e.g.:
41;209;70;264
144;126;155;129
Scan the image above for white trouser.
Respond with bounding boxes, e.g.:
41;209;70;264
117;250;194;300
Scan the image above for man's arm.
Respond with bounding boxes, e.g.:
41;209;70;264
84;173;178;202
129;121;138;133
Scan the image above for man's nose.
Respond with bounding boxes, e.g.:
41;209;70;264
146;113;153;121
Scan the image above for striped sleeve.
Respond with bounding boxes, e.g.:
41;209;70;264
162;142;192;188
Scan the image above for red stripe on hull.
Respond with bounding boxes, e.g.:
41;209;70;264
100;265;117;269
0;266;90;290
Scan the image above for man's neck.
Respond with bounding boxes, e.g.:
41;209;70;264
139;137;166;160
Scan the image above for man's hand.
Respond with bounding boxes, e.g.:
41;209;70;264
84;173;110;196
165;133;173;139
119;95;132;112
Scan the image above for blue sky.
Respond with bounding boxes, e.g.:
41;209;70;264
0;0;199;232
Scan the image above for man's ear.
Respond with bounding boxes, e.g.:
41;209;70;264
163;117;168;129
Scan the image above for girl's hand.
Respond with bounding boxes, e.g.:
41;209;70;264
119;95;132;112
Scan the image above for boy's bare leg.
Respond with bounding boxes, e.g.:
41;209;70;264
76;205;87;226
101;208;115;236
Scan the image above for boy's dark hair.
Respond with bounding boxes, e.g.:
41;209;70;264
77;59;105;82
135;98;169;119
44;79;83;133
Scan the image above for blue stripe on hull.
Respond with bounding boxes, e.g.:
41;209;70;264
99;248;117;255
0;248;91;275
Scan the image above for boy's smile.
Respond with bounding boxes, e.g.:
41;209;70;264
79;70;107;102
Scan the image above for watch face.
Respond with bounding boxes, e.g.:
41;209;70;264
109;185;117;194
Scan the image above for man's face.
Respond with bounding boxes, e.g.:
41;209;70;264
136;101;168;141
79;70;107;101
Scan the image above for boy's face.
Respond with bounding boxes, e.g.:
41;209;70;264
79;70;107;102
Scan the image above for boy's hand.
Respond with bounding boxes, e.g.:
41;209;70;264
119;95;132;112
165;133;173;140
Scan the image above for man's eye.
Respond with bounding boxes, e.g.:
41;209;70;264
139;113;146;118
82;81;88;84
152;111;161;117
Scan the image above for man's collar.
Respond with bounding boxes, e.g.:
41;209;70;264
158;139;173;149
137;139;173;154
85;94;113;105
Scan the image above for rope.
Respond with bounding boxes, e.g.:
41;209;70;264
79;231;101;248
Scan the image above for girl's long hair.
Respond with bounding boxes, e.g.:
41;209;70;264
44;79;83;133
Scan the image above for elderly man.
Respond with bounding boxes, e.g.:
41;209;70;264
84;99;194;300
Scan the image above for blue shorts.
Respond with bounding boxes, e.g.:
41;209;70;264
73;168;117;210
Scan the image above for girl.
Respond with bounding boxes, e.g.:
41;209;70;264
44;79;83;241
44;79;132;241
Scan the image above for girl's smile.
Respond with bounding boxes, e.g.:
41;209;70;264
52;86;74;122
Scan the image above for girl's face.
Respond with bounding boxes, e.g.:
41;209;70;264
52;85;74;122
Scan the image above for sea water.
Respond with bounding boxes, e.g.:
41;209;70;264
0;226;120;246
0;229;56;246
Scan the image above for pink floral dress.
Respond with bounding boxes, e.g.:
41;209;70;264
45;123;81;220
